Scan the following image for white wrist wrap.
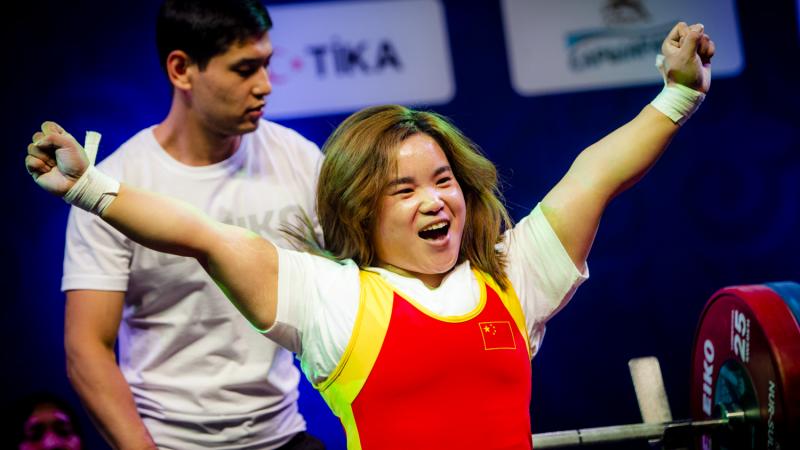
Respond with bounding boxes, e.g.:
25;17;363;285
650;84;705;126
650;54;706;126
63;132;120;215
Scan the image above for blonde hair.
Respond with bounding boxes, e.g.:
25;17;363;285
295;105;513;289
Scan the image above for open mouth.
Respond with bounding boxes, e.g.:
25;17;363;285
246;104;265;115
418;221;450;241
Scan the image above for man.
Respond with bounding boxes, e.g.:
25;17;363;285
61;1;324;449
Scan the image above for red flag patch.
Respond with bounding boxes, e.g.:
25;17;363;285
479;321;516;350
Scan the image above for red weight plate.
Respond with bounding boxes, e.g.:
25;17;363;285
689;285;800;450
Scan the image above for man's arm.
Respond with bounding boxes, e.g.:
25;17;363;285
541;22;714;270
65;290;156;450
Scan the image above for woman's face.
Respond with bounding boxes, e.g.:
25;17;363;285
373;133;466;287
19;404;81;450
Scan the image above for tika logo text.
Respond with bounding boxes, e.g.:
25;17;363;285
271;38;403;84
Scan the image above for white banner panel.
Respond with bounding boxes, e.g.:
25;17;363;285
264;0;454;119
501;0;744;96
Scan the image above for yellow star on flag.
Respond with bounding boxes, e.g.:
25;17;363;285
478;321;516;350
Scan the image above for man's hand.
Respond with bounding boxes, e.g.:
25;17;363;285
661;22;715;93
25;121;89;197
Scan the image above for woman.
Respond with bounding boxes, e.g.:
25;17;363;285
26;22;712;450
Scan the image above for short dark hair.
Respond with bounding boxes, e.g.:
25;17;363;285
156;0;273;72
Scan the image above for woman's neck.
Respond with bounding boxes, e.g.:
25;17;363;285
379;263;448;289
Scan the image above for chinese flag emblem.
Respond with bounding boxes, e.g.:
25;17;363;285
478;321;516;350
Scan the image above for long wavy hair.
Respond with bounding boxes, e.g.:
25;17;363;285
292;105;513;289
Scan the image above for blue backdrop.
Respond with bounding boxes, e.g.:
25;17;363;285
4;1;799;449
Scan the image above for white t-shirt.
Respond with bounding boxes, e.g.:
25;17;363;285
270;204;588;385
62;121;321;450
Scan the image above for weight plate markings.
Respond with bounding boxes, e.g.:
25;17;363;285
690;285;800;450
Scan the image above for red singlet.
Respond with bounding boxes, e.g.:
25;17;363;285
318;269;533;450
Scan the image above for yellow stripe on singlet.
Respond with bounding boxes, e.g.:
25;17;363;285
476;271;532;359
316;271;393;450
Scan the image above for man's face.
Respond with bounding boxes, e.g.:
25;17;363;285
188;32;273;136
373;133;466;287
19;404;81;450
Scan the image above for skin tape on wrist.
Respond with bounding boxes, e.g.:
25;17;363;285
650;54;705;125
84;131;100;165
63;132;120;215
655;54;667;84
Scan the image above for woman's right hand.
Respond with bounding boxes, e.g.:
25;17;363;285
25;121;89;197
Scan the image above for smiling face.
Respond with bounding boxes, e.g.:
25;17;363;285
373;134;466;287
187;32;273;136
314;105;511;290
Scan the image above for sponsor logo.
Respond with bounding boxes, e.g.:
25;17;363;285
271;38;403;84
155;205;301;265
308;38;402;77
731;309;750;363
767;380;776;449
701;338;714;416
602;0;651;25
566;23;673;72
566;1;674;72
265;0;454;119
501;0;744;96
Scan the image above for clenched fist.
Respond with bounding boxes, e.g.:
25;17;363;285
660;22;715;94
25;121;90;197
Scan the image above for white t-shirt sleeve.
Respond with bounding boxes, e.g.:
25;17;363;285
62;206;133;292
267;248;361;384
286;130;321;194
270;123;325;243
504;203;589;356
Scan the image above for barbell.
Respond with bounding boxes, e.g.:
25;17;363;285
532;282;800;449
